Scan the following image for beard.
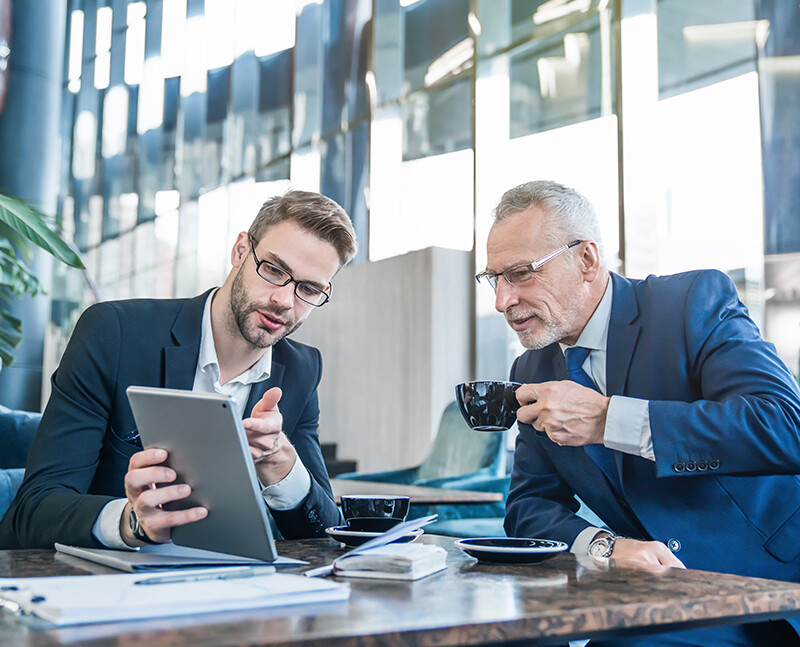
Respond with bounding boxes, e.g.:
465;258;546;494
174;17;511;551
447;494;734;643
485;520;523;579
228;267;301;349
505;292;583;350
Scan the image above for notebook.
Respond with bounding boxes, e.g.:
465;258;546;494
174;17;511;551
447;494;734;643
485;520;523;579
0;569;348;626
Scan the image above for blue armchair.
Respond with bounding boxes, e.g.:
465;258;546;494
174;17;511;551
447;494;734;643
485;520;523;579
336;401;507;487
0;405;41;520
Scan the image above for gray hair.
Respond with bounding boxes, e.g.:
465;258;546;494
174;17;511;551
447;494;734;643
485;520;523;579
249;190;358;266
493;180;605;261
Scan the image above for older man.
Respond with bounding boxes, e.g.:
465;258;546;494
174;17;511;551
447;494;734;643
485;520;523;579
478;180;800;646
1;190;357;549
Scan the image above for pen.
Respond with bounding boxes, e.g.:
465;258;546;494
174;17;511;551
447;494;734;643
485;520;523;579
134;565;275;586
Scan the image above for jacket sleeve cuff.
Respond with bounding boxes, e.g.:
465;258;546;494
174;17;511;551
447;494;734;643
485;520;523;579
91;498;136;549
261;456;312;510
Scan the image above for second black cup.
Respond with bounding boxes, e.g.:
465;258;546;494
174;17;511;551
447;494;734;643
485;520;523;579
340;495;410;532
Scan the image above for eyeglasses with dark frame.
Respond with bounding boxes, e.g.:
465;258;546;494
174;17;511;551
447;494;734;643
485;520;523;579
249;237;332;307
475;240;584;290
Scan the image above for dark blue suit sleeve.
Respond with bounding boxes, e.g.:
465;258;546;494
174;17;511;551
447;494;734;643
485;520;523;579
649;270;800;477
504;359;593;544
1;303;121;548
269;348;341;538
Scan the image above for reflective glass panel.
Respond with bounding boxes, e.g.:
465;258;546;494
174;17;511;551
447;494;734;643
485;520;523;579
403;76;471;161
509;13;606;138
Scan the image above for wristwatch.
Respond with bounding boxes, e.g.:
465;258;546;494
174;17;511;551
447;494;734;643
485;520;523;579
128;507;159;545
588;533;618;559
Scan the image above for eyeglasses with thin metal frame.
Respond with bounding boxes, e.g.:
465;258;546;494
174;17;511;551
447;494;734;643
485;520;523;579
249;238;332;307
475;240;584;290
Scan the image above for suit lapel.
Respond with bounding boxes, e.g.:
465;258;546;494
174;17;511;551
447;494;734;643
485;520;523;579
606;273;641;397
604;273;642;487
163;290;214;390
244;361;285;417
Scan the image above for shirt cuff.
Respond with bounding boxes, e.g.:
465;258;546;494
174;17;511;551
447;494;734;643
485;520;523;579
91;498;136;549
261;455;312;510
571;526;606;555
604;396;655;461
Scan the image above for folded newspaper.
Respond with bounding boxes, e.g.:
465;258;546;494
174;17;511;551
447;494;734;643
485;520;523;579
332;543;447;581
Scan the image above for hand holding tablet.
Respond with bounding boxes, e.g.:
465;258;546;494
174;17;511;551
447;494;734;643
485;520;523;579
125;386;281;562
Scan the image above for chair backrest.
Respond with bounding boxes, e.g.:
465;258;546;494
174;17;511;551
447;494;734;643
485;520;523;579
0;405;41;469
416;401;506;481
0;468;25;521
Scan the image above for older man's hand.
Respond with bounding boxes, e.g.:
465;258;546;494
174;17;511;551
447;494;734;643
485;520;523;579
516;380;610;446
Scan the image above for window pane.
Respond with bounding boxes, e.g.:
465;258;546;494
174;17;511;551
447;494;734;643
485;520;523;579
403;0;470;93
403;76;471;160
657;0;757;99
509;14;605;138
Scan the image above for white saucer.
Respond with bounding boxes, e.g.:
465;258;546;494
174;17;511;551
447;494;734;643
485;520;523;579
325;526;424;548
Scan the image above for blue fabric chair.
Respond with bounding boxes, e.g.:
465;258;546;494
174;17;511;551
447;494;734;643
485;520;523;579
336;401;507;486
0;405;41;520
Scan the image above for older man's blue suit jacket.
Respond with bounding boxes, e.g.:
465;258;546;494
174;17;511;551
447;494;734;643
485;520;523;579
0;290;340;549
506;270;800;587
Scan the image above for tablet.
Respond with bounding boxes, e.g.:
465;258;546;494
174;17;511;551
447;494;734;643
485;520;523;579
126;386;279;562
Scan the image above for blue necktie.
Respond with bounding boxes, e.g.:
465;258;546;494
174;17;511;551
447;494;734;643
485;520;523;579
563;347;621;493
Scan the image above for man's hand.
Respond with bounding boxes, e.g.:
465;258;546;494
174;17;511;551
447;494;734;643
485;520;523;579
243;386;297;486
121;448;208;546
516;381;610;446
611;537;686;568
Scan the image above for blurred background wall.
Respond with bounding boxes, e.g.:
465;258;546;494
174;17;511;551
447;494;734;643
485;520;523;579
0;0;797;471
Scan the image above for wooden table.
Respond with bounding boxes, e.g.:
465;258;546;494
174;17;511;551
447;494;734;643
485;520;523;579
330;478;502;505
2;535;799;646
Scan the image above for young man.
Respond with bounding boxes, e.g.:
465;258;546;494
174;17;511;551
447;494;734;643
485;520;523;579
0;190;357;549
479;180;800;645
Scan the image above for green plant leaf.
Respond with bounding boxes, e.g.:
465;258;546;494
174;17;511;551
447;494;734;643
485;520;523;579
0;322;23;347
0;194;84;269
0;341;15;367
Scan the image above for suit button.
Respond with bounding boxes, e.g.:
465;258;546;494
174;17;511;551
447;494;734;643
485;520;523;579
709;459;720;470
697;461;708;471
673;462;685;473
685;461;697;472
667;538;681;552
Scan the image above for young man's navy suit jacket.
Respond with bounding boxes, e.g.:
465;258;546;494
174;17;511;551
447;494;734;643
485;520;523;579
506;270;800;591
0;290;340;548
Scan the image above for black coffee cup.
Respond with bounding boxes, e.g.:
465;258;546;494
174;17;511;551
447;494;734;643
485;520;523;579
455;380;522;431
340;495;410;532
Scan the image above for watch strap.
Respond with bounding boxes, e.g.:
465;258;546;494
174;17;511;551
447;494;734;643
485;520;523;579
128;507;159;545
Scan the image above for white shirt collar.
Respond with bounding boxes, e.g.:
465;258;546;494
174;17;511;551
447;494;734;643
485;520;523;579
197;289;272;387
560;276;613;353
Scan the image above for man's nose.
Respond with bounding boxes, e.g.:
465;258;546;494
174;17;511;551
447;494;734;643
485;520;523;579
494;278;519;313
270;281;296;309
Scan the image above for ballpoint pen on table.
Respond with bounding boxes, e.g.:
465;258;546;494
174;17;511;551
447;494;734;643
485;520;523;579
134;565;275;586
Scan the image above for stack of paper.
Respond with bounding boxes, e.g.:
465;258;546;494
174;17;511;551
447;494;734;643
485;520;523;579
0;570;349;626
333;543;447;581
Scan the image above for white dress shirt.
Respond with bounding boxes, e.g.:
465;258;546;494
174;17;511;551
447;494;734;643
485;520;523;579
561;278;654;556
92;291;311;548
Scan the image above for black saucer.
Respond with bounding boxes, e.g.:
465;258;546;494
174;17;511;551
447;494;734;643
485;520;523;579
325;526;424;548
455;537;568;564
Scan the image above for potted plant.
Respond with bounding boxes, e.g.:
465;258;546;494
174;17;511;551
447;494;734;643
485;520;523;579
0;193;84;369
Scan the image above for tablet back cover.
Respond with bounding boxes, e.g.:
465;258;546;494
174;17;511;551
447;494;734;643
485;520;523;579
126;386;278;562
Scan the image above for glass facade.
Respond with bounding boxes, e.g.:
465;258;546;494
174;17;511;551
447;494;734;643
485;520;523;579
52;0;800;380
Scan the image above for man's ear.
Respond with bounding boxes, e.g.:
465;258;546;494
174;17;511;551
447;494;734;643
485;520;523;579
231;232;250;269
579;241;602;282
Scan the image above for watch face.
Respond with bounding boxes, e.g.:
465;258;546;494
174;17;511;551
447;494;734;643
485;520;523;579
588;537;611;558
